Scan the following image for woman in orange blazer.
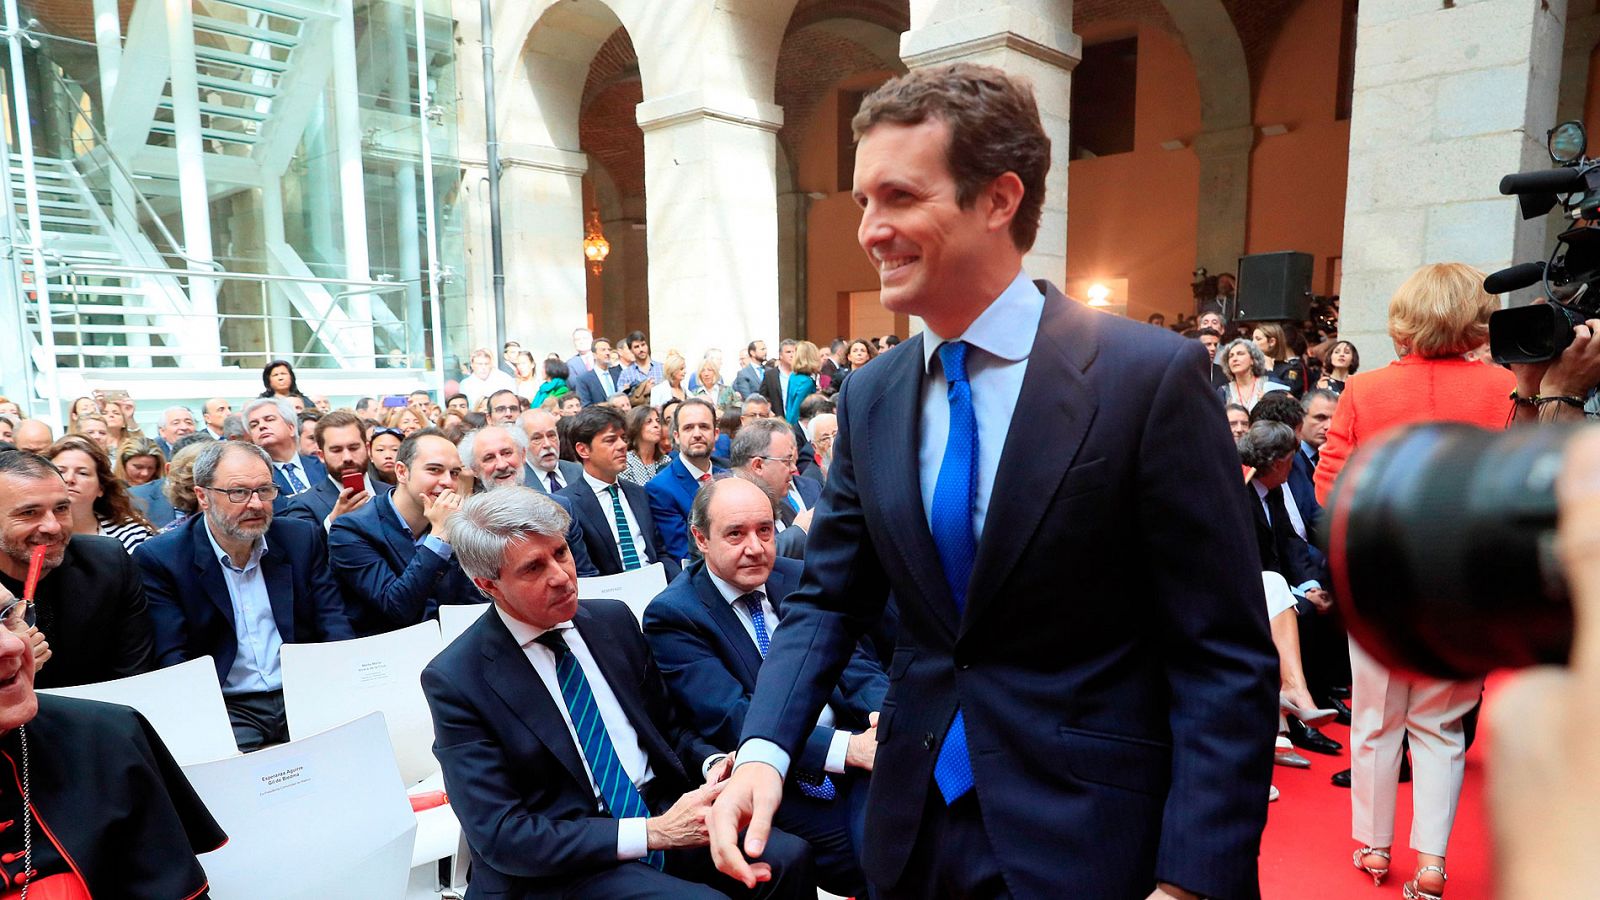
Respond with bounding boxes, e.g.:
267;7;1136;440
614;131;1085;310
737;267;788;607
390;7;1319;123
1314;263;1513;900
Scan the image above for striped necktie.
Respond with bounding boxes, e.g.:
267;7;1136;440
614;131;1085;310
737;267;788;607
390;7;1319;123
535;630;665;871
740;593;834;801
930;341;977;805
606;484;642;570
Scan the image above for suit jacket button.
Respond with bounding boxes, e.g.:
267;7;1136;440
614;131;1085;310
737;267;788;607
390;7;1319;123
958;661;971;670
923;732;935;751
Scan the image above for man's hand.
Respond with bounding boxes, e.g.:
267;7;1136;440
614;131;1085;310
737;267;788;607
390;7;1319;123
845;712;879;771
709;761;785;887
1304;588;1332;613
645;780;727;851
25;626;48;672
1540;318;1600;398
704;752;736;786
1146;885;1200;900
1491;428;1600;897
329;486;371;522
421;490;462;543
792;508;815;533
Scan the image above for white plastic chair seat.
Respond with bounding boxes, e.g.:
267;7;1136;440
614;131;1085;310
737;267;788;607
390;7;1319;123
40;656;237;765
578;562;668;624
438;602;490;647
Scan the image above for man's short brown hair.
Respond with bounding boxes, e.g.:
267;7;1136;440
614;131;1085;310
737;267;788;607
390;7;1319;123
314;410;364;450
852;62;1051;251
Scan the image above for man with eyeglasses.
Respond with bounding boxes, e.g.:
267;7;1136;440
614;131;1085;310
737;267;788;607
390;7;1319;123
134;441;355;751
487;389;523;426
730;420;815;561
0;450;153;689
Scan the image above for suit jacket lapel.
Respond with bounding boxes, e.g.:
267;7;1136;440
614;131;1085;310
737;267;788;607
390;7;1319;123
570;609;683;781
691;567;763;684
965;285;1097;632
261;536;297;642
479;613;592;794
573;488;624;572
376;495;418;566
190;520;236;627
861;336;959;637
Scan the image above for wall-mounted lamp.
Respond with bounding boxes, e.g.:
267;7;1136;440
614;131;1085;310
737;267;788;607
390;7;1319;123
582;208;610;275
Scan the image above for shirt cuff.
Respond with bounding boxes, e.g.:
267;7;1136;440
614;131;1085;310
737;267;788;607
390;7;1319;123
824;729;850;775
734;738;790;781
616;817;649;861
423;535;454;560
1294;580;1321;594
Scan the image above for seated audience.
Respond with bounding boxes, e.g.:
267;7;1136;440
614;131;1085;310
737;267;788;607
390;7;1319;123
130;432;212;529
134;441;356;750
0;450;153;689
644;476;884;896
45;436;153;553
155;406;198;458
647;399;726;563
280;410;391;530
622;406;671;486
486;388;523;426
519;409;583;495
459;424;598;576
421;487;814;898
558;408;680;580
116;436;166;487
808;413;837;480
12;419;50;454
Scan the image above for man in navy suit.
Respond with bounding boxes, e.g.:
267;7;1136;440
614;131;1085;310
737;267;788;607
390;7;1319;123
421;486;813;898
557;407;680;580
644;477;884;896
329;429;476;636
573;337;623;407
280;410;392;531
732;341;769;400
243;397;327;498
134;441;356;750
519;409;585;495
711;64;1276;900
647;399;726;562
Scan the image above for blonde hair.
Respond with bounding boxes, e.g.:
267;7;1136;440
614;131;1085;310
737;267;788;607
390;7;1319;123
792;340;822;376
1387;262;1497;359
662;353;686;385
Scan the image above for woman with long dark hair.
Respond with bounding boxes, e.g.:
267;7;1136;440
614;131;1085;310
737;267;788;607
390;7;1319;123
258;359;314;408
1318;340;1361;394
620;405;669;485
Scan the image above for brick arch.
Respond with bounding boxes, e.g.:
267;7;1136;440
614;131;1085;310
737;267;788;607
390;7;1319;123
501;0;634;151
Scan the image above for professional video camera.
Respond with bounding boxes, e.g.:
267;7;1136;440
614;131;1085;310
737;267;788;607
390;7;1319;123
1488;121;1600;363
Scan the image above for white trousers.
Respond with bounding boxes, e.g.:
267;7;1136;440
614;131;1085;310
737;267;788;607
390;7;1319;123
1348;638;1482;856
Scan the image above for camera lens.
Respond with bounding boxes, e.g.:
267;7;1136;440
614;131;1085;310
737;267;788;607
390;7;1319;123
1324;423;1575;679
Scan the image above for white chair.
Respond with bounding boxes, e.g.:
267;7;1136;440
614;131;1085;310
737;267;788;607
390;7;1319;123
40;656;237;765
578;561;668;624
439;602;491;647
184;713;417;900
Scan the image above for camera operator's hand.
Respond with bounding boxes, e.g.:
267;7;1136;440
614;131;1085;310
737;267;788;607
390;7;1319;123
1536;319;1600;420
1490;427;1600;897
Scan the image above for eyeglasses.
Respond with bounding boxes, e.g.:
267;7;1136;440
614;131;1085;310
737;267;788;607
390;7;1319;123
369;427;405;441
202;484;281;504
1;598;35;634
490;404;520;415
758;456;799;470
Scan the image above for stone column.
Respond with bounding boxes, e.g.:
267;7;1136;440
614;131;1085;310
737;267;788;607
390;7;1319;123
1338;0;1566;367
901;3;1079;287
496;144;591;355
637;92;784;361
1193;125;1255;282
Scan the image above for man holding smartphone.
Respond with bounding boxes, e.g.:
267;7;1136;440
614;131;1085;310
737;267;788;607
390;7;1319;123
281;411;392;530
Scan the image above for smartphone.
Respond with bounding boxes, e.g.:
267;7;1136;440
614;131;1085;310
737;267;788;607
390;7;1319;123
341;470;365;494
101;389;130;403
381;395;409;408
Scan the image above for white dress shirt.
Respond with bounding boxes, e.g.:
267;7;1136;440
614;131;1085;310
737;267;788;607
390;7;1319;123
204;524;284;695
678;453;713;485
494;606;656;861
705;570;850;774
737;270;1043;782
583;471;648;563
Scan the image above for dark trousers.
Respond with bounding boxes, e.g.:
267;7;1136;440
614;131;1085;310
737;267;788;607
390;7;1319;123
224;688;288;752
774;775;869;898
880;783;1010;900
560;827;814;900
1298;608;1352;699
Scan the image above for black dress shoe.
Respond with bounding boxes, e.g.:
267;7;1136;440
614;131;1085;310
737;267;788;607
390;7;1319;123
1330;759;1411;789
1329;685;1352;700
1326;696;1353;726
1287;717;1343;755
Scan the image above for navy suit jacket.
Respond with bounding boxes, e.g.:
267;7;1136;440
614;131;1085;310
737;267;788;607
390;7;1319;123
524;460;585;496
279;474;394;531
644;459;728;563
327;493;479;636
643;558;884;781
421;599;719;897
133;515;357;685
557;478;681;581
269;453;328;498
573;366;622;407
1288;445;1326;562
129;478;177;529
738;282;1277;899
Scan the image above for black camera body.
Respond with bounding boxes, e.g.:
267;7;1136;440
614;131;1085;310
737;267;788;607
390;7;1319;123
1489;122;1600;364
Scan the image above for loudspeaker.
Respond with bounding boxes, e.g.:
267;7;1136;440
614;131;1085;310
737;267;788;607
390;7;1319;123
1235;251;1313;321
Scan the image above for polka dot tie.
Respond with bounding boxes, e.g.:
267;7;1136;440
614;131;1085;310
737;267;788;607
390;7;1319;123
930;341;977;805
742;593;835;801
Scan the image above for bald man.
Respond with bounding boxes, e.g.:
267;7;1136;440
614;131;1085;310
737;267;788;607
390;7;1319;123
13;420;52;454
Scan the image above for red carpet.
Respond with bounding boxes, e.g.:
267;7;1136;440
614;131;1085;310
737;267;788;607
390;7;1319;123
1260;677;1502;899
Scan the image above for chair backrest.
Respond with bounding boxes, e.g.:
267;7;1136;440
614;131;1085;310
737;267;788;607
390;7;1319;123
184;713;416;899
579;561;667;624
40;656;237;765
439;602;491;647
280;622;442;785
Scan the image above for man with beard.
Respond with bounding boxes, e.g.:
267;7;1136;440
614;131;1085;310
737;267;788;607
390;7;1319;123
557;407;679;579
281;411;393;530
330;429;478;636
368;426;403;487
133;441;355;750
520;409;583;494
0;450;153;689
647;399;727;561
458;424;599;576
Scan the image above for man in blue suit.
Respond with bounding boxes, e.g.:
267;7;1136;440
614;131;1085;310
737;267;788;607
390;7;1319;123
731;341;768;400
573;337;623;407
647;399;726;562
557;407;680;580
645;477;884;897
243;397;327;498
711;65;1276;900
134;441;356;751
421;487;814;898
280;411;392;531
329;428;477;636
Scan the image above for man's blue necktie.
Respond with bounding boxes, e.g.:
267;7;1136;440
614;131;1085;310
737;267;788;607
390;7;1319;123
606;484;642;570
930;341;977;805
281;462;307;495
535;630;666;870
740;593;835;801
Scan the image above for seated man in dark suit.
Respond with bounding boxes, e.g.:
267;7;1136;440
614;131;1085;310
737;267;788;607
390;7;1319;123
647;398;727;563
519;409;585;494
243;397;327;498
458;423;598;576
329;428;475;636
134;441;356;750
730;419;814;560
0;450;153;689
644;476;883;897
557;407;680;580
280;410;392;531
421;486;813;898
